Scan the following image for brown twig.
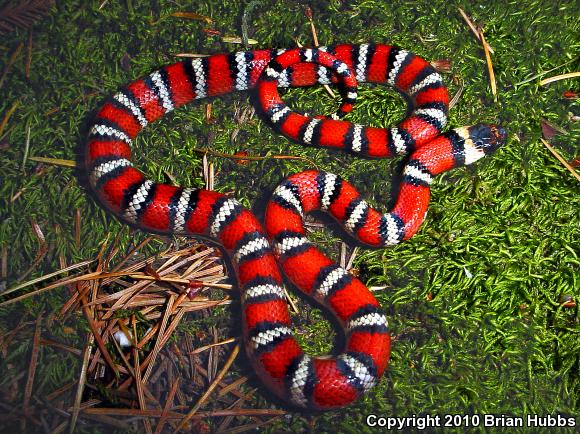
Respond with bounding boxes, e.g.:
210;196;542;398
74;208;81;249
513;57;578;86
1;259;93;297
0;401;41;426
457;8;494;53
100;230;124;271
23;313;43;417
116;300;191;392
215;387;256;432
203;153;214;190
282;286;299;314
154;378;180;434
345;246;359;271
0;270;102;306
46;380;77;402
109;333;136;378
0;42;23;89
48;237;238;431
540;138;580;183
28;157;77;168
58;280;89;318
16;219;49;282
150;11;212;26
539;71;580;86
221;36;258;45
305;6;335;98
208;326;219;382
339;242;347;269
191;146;319;169
449;77;465;109
86;271;231;289
40;338;82;356
205;103;213;123
82;413;134;430
173;52;211;58
10;188;25;202
143;295;175;383
25;30;32;79
0;0;55;35
69;331;93;434
174;344;240;432
216;376;248;398
0;99;20;137
189;337;237;355
44;91;99;116
110;236;156;272
1;245;7;279
79;290;119;376
82;407;286;419
21;123;32;174
0;320;34;355
479;29;497;103
94;279;167;316
134;347;153;434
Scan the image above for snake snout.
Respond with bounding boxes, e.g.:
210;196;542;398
469;123;507;154
490;125;508;148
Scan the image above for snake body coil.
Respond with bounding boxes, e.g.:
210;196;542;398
84;43;506;409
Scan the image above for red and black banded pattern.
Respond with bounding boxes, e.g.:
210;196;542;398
257;46;449;157
266;124;507;252
258;125;505;408
84;43;506;410
260;48;359;122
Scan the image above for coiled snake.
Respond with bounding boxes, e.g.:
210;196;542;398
84;43;506;409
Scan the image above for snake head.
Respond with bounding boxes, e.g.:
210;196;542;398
467;123;508;154
450;124;507;166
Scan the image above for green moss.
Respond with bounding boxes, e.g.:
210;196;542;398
0;0;578;432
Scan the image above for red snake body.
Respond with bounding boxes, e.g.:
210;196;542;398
84;43;506;409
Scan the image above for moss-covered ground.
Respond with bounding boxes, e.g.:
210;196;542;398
0;0;578;432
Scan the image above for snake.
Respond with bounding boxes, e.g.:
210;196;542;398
83;43;507;410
